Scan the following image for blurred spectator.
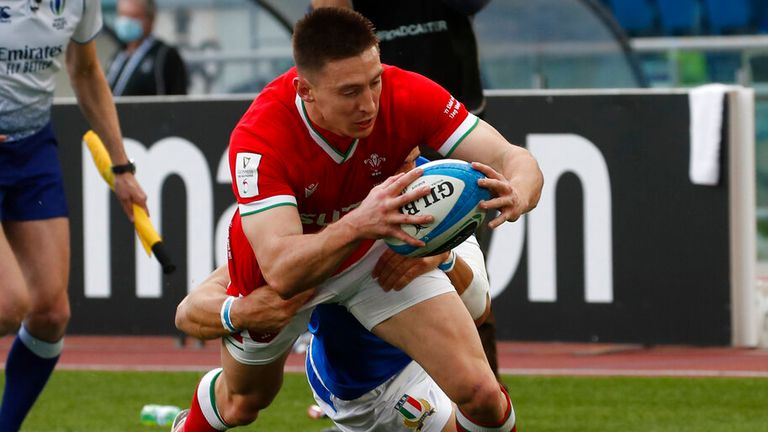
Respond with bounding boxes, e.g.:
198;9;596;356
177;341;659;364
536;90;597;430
107;0;188;96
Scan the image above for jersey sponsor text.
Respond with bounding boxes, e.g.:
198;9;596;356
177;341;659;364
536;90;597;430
300;201;361;227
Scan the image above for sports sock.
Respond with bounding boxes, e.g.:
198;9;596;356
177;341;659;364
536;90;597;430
181;368;230;431
455;384;516;432
0;325;63;431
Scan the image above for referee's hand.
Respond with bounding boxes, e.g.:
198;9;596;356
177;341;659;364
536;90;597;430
0;135;6;142
113;173;148;221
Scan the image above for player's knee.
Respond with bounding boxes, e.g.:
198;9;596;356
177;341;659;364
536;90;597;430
0;312;24;336
453;377;504;420
26;301;71;336
220;393;272;426
0;294;30;335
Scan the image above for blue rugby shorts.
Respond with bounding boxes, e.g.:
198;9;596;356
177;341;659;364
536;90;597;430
0;123;69;221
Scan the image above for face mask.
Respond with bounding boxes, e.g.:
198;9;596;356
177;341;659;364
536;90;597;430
114;16;144;43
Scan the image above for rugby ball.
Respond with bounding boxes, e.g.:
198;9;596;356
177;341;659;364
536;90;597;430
385;159;490;257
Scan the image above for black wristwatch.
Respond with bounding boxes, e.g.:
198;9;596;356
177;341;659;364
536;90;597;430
111;160;136;175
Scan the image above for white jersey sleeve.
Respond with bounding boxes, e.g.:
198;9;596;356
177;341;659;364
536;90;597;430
72;0;103;43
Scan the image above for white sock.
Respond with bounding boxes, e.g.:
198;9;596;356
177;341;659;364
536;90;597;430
196;368;229;430
18;325;63;359
455;386;516;432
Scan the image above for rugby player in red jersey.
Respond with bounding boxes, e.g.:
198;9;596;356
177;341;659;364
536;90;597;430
174;7;541;432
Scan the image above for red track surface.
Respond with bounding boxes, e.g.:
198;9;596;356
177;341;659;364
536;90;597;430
2;336;767;377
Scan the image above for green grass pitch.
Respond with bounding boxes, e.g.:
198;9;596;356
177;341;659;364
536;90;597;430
5;371;768;431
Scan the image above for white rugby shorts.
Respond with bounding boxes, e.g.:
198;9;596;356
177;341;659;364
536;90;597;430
310;360;453;432
223;241;455;365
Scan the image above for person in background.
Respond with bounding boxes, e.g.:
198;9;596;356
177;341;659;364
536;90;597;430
107;0;188;96
312;0;505;384
0;1;148;430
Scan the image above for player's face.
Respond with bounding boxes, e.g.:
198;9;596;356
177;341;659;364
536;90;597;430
305;46;383;139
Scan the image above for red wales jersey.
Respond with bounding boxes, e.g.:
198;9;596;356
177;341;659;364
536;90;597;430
227;65;478;297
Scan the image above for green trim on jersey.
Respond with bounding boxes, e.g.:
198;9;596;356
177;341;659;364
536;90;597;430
240;201;297;217
296;96;359;164
439;113;479;157
224;337;245;352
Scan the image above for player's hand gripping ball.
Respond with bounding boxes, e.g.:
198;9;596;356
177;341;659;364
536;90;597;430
385;159;490;257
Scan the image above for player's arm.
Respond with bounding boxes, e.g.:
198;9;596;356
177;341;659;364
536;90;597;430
66;39;148;220
450;120;543;228
241;169;433;299
175;265;314;340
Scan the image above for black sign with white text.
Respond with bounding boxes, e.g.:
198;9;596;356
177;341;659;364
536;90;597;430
52;93;732;344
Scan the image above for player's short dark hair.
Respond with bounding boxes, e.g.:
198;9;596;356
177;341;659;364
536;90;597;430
293;7;379;75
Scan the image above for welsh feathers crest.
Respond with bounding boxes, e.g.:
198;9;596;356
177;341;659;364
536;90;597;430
364;153;386;176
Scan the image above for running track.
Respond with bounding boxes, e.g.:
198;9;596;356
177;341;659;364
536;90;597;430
2;336;767;378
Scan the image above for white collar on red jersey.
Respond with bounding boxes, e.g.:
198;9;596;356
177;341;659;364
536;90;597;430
295;95;360;164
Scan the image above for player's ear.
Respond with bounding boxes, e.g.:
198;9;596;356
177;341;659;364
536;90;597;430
294;77;315;103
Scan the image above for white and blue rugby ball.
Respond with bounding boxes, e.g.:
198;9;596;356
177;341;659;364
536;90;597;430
385;159;491;257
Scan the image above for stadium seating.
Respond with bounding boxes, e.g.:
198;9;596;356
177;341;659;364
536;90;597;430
605;0;657;36
656;0;700;35
602;0;767;37
754;0;768;32
703;0;752;34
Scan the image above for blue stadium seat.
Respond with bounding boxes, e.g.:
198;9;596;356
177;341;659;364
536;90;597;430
703;0;752;34
656;0;700;35
605;0;657;35
705;53;742;83
754;0;768;32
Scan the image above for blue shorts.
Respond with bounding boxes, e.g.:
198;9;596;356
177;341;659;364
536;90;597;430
0;123;69;221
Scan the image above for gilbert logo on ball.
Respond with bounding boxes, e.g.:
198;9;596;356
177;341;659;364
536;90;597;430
385;159;490;257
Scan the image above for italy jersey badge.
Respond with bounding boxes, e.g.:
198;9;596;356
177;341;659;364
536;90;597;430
395;394;435;431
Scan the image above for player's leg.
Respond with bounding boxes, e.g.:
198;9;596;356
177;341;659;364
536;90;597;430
478;306;502;382
178;348;290;431
5;218;71;339
371;293;515;431
0;217;70;431
0;225;29;335
217;343;290;425
178;308;313;431
308;357;455;432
